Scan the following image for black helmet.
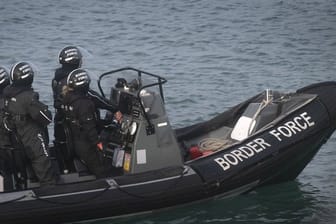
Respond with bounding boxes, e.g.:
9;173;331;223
67;68;90;92
10;62;34;86
0;66;10;90
59;46;82;67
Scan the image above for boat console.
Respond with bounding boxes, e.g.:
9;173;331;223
98;68;183;174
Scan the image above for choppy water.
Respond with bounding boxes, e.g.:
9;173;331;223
1;0;336;223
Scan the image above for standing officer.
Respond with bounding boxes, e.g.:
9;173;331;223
0;66;12;190
62;68;108;178
3;62;56;186
52;46;82;145
52;46;119;138
52;46;121;173
52;46;82;172
0;66;11;147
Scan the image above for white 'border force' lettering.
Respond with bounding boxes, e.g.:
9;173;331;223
214;138;271;171
213;112;315;172
269;112;315;141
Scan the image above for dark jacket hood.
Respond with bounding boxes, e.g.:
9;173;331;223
54;64;79;81
3;85;33;98
63;91;87;105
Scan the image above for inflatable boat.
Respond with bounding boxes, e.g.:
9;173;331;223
1;68;336;224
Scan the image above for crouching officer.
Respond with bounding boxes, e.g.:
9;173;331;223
63;68;110;178
3;62;56;186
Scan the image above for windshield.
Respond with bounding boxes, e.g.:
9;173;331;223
98;67;167;102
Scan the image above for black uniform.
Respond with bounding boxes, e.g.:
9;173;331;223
3;85;56;185
0;90;12;190
0;94;11;147
62;90;107;178
52;64;78;141
52;65;117;141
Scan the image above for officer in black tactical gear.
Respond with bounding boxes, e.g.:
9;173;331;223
63;68;112;178
52;46;82;172
52;46;120;173
3;62;56;186
0;67;11;147
0;66;13;190
52;46;82;143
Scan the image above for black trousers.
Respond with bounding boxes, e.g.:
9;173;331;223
73;140;106;178
20;131;56;186
0;149;13;190
54;111;66;142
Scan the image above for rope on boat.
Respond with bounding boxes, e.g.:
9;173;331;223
31;185;111;205
2;167;187;205
247;99;272;135
198;138;231;152
110;167;186;199
197;97;273;153
0;195;26;205
0;167;186;206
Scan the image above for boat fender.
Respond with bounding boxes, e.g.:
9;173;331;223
189;145;203;159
